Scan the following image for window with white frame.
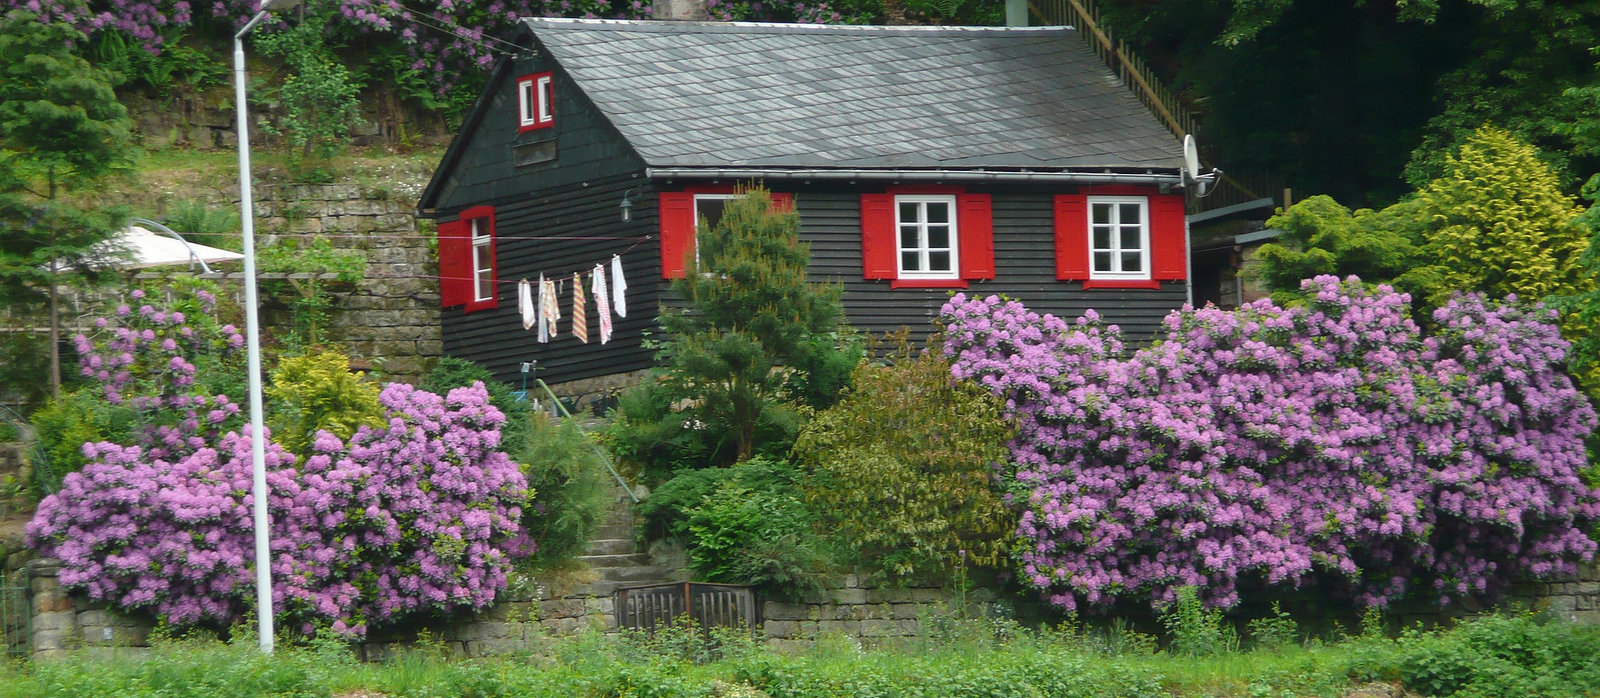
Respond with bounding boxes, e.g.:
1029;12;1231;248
1088;196;1148;279
517;73;553;131
691;194;738;266
470;217;494;301
896;195;958;279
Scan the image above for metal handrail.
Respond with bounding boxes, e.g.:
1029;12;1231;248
534;378;638;503
129;218;218;274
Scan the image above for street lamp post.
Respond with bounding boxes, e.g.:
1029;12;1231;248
233;0;300;653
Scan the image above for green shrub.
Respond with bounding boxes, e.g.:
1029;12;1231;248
1376;614;1600;697
421;356;532;454
27;388;136;495
1161;586;1239;657
264;351;384;459
794;343;1015;582
515;414;612;566
685;473;833;601
637;457;801;540
1246;601;1300;650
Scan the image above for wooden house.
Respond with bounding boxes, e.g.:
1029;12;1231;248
418;18;1203;392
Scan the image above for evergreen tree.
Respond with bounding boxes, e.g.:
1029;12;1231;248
0;10;135;400
610;188;855;478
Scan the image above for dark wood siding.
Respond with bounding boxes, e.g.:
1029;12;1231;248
430;43;647;212
788;185;1187;345
439;177;662;388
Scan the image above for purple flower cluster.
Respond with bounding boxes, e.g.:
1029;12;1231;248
940;276;1599;612
29;292;529;637
73;288;244;459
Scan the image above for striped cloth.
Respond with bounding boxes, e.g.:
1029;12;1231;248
571;272;588;343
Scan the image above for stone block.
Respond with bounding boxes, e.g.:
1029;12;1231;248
763;620;799;639
828;588;868;605
468;636;529;657
910;588;947;603
31;611;74;633
859;619;896;637
891;604;923;620
35;591;73;613
763;602;814;621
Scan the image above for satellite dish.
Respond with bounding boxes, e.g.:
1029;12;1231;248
1182;134;1216;197
1182;134;1201;185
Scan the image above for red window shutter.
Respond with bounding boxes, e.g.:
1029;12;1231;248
770;192;795;213
956;193;994;280
437;219;470;307
1149;193;1188;280
659;191;695;279
1053;194;1090;281
860;193;896;279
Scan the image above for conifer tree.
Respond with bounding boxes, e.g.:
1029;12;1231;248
0;10;135;399
612;188;855;476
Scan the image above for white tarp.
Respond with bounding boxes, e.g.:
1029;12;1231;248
78;226;243;270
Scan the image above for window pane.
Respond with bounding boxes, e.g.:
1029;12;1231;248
927;225;949;249
1121;251;1142;272
1092;203;1113;225
696;199;728;231
928;251;951;272
1092;226;1111;250
926;202;949;224
1120;227;1141;250
1093;251;1112;272
899;202;919;223
521;83;535;121
476;269;493;300
900;226;919;249
901;251;920;271
1120;203;1141;223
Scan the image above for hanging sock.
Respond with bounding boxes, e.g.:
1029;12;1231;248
591;263;613;345
610;254;628;318
571;272;589;343
540;274;559;341
519;279;536;331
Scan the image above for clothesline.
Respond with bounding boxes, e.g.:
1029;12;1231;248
229;233;655;242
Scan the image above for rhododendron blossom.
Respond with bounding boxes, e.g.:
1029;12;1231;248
28;292;528;638
940;276;1599;612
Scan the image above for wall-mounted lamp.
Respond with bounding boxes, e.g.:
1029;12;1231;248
619;187;636;222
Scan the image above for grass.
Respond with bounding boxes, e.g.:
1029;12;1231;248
0;612;1596;697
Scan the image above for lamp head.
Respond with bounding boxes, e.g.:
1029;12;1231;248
619;189;635;222
259;0;302;12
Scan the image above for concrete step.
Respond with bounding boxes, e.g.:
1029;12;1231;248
581;578;689;597
598;565;678;583
594;524;633;540
584;538;637;556
578;553;653;568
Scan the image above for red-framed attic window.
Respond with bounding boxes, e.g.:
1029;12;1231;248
517;72;554;132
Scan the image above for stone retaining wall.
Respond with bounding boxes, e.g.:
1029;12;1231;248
27;559;154;660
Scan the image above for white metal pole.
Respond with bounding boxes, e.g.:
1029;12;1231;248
233;10;274;653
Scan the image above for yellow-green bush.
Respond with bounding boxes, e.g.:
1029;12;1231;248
265;351;384;459
794;344;1016;581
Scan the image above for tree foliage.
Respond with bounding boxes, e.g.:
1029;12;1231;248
795;341;1016;582
610;188;855;477
264;350;385;461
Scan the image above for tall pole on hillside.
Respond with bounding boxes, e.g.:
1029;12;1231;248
233;0;301;654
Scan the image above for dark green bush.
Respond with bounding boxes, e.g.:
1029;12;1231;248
685;476;833;601
1345;613;1600;696
514;414;612;566
637;457;801;540
27;388;136;495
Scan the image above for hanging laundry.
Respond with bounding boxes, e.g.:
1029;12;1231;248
571;272;589;343
518;279;536;331
591;263;613;345
539;273;559;342
610;254;628;318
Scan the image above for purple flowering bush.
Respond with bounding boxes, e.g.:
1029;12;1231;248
940;276;1599;613
27;291;529;638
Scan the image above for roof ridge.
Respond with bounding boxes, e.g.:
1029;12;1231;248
521;17;1075;35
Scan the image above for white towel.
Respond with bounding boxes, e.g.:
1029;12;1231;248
592;264;613;345
518;279;536;330
610;254;628;318
538;273;558;342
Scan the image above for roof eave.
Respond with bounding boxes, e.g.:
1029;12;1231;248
644;166;1187;188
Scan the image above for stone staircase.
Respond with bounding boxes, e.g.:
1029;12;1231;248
573;486;683;598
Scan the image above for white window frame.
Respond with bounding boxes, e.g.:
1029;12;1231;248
691;193;739;267
894;195;959;280
517;74;553;130
470;217;494;302
1087;196;1150;280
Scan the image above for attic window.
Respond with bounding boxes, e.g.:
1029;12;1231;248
518;72;553;132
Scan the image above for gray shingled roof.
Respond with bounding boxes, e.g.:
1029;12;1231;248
522;19;1184;171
